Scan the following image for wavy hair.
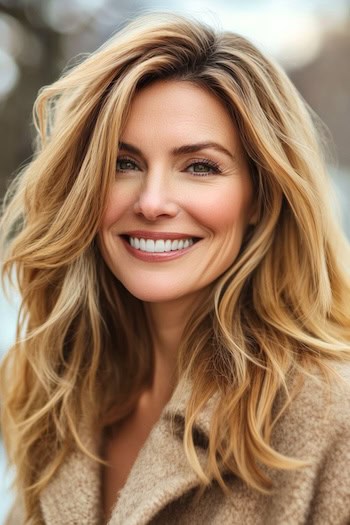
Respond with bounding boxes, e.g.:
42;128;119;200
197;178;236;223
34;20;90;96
1;11;350;523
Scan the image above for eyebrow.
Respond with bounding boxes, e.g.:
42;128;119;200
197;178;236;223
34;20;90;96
118;141;236;161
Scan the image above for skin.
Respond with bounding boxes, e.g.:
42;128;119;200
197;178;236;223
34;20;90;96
99;79;256;404
99;80;257;519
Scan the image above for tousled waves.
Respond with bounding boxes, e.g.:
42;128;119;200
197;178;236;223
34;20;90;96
1;11;350;523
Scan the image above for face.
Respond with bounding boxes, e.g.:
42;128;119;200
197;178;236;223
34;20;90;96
98;80;256;304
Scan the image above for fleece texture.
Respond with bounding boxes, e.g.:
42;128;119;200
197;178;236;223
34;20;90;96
5;362;350;525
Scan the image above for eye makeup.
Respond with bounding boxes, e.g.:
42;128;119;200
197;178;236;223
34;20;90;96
116;156;222;176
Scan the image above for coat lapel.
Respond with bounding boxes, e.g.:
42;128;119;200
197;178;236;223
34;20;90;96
40;421;103;525
40;377;217;525
108;377;218;525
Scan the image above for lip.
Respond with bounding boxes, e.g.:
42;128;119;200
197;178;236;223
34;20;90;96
120;235;200;262
122;230;202;241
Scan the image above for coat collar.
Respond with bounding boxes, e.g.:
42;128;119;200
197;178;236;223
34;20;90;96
40;377;217;525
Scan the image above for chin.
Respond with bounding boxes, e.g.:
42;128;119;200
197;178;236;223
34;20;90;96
118;279;191;304
126;288;183;303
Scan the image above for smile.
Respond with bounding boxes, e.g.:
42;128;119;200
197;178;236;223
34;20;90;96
128;236;195;253
120;234;201;262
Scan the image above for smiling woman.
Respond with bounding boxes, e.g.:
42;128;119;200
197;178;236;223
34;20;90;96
1;11;350;525
99;80;256;303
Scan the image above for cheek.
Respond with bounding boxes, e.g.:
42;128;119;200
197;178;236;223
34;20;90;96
98;186;130;266
100;184;133;230
186;181;253;233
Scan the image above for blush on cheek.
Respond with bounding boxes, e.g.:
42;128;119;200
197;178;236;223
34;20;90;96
101;185;134;229
101;196;117;228
189;187;251;232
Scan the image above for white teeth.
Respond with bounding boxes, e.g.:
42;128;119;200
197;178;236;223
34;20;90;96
127;236;195;253
155;240;165;252
145;239;154;252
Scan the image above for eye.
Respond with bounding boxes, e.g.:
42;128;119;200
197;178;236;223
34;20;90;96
116;157;140;172
186;159;221;176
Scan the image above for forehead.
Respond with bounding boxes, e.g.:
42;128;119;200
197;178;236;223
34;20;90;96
121;80;240;153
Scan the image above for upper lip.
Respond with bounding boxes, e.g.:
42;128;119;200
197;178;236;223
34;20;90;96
121;230;201;240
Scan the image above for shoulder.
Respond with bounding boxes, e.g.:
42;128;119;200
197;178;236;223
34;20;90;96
273;361;350;454
289;360;350;426
264;361;350;524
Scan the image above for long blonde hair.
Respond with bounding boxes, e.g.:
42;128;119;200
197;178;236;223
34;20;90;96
1;11;350;523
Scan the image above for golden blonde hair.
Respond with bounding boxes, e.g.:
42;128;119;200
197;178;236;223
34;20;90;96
1;11;350;522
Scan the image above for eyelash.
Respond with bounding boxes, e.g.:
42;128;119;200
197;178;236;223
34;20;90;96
116;156;222;176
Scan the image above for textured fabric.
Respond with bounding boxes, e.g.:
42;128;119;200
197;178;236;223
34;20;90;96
5;362;350;525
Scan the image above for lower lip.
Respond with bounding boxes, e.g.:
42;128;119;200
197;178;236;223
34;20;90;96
120;236;199;262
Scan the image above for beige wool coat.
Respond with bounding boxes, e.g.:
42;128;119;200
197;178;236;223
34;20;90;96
6;363;350;525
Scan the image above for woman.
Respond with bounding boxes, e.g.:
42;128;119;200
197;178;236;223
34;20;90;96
1;11;350;525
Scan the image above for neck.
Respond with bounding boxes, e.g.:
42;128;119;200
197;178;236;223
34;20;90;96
143;290;207;403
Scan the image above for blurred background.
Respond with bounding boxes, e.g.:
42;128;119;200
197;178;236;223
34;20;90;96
1;0;349;520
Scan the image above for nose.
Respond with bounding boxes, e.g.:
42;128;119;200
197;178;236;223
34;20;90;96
133;171;179;221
